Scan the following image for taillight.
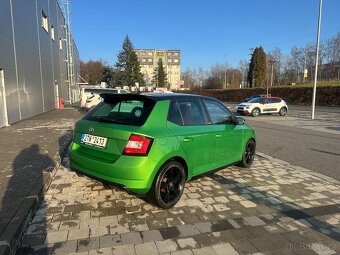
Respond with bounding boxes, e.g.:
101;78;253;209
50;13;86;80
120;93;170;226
123;135;153;156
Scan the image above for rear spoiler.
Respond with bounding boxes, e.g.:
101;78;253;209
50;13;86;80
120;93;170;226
101;93;155;104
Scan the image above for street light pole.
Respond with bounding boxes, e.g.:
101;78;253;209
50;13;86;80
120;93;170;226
268;60;276;96
311;0;323;120
223;55;227;89
224;66;227;89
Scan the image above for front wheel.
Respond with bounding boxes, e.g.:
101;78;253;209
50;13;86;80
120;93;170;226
251;108;260;117
279;107;287;116
148;160;186;209
238;139;256;168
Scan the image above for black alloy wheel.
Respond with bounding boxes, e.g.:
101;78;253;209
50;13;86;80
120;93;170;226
150;160;185;209
238;139;256;168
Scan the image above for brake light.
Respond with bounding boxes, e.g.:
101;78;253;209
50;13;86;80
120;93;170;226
123;135;153;156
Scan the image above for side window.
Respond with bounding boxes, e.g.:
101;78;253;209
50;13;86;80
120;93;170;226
270;98;281;104
168;100;207;126
168;101;182;125
203;99;233;125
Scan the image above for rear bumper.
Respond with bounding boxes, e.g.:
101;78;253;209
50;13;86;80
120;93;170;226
69;143;158;194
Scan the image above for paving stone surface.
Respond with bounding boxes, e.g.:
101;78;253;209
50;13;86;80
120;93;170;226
17;151;340;254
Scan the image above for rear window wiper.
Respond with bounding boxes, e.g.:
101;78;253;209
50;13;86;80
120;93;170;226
95;116;124;124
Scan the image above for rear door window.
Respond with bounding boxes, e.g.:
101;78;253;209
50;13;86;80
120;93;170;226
83;96;155;126
168;100;208;126
203;99;234;124
270;98;281;104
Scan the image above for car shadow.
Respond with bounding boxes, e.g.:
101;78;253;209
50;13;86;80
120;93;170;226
326;126;340;132
58;131;73;168
208;172;340;242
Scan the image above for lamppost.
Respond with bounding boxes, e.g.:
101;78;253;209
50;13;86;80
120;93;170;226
267;59;276;96
269;60;276;96
311;0;323;120
224;55;228;89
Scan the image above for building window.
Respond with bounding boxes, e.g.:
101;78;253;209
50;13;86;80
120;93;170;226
148;58;152;62
51;25;55;41
141;59;146;62
174;59;179;63
41;10;48;32
174;52;179;56
147;52;152;56
59;38;63;50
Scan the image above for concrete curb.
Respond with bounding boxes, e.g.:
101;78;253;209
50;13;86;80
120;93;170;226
0;132;73;255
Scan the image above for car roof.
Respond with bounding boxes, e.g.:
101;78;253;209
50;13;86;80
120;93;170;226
101;93;216;102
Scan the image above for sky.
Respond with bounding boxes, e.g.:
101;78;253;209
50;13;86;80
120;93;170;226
71;0;340;70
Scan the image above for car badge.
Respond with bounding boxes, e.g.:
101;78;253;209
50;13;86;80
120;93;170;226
89;127;94;133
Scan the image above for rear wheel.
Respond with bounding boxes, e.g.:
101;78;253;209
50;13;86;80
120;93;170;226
279;107;287;116
238;139;256;168
251;108;260;117
149;160;186;209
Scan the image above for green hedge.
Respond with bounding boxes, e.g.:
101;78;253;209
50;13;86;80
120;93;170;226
185;86;340;106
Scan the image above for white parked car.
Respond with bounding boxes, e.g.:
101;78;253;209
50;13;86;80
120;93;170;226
237;96;288;117
80;88;129;110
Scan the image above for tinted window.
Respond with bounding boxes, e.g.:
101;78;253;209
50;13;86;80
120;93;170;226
83;97;155;126
203;99;233;124
168;100;207;126
168;101;183;125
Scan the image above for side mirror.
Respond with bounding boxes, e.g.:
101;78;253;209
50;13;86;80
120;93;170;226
236;116;245;125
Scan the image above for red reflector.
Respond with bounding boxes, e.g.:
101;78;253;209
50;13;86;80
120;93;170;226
123;135;153;155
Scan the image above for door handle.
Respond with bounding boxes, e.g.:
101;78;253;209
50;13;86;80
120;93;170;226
216;134;222;138
183;137;193;142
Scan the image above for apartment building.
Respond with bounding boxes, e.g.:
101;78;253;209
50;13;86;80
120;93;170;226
135;49;181;89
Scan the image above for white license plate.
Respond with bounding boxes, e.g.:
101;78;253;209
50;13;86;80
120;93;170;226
81;133;108;148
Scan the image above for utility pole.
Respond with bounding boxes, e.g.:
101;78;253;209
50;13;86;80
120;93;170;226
311;0;322;120
223;55;228;89
224;66;227;89
268;60;276;96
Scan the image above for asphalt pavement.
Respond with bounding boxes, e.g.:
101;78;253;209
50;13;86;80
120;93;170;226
226;102;340;181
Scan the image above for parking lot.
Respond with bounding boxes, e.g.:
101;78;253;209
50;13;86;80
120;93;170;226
18;150;340;254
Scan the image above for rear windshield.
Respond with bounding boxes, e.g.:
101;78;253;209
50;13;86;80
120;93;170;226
83;96;155;126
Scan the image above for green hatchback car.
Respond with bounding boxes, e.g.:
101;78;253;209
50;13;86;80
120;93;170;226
69;93;256;208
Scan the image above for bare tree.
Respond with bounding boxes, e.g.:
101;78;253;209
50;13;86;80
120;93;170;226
80;60;105;85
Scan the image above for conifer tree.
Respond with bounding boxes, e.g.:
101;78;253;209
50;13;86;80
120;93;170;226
247;47;267;87
115;35;145;87
152;58;167;87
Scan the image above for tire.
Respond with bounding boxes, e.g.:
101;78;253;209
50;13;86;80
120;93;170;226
251;108;260;117
279;107;287;116
238;139;256;168
148;160;186;209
